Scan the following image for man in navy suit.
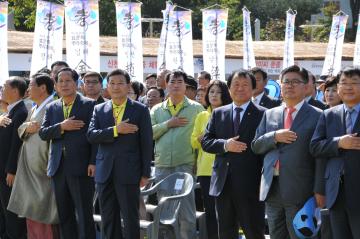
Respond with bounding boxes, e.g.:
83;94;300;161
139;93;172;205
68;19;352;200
0;77;28;239
310;67;360;239
39;67;96;239
201;70;266;239
251;67;281;109
87;69;152;239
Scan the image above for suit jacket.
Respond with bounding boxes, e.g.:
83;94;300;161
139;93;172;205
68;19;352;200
0;101;28;178
258;93;281;109
310;104;360;212
87;99;152;184
308;97;327;110
201;102;266;198
39;94;96;177
251;102;323;205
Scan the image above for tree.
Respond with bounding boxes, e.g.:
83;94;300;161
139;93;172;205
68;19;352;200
349;0;360;41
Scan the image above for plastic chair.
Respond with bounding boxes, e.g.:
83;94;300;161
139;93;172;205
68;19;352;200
140;172;194;239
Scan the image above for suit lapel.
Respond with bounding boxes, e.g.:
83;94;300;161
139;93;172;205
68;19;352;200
122;99;133;122
352;109;360;134
238;102;255;134
104;100;115;126
290;102;311;130
56;100;65;122
339;105;346;135
278;105;285;129
69;94;80;118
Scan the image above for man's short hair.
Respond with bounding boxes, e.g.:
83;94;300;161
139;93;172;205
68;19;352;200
7;76;28;97
31;73;55;95
339;66;360;79
280;65;309;84
50;61;69;71
227;69;256;89
55;67;79;83
185;75;198;90
251;67;268;81
145;73;157;81
36;67;51;75
83;71;103;84
106;69;131;84
165;70;187;83
200;71;211;81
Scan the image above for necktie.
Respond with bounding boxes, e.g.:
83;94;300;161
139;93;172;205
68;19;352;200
345;108;354;134
274;107;296;176
233;107;243;135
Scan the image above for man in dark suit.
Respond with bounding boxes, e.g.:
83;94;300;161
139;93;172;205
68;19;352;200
202;70;266;239
83;71;106;104
0;77;27;239
87;69;152;239
251;65;325;239
39;68;96;239
251;67;281;109
310;66;360;239
306;71;327;110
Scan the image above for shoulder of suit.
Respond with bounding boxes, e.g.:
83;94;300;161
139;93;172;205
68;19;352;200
46;98;61;109
307;102;323;115
324;104;343;116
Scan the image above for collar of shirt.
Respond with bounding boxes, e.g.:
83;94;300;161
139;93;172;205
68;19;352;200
283;99;305;120
168;98;184;109
112;98;127;109
7;99;23;112
252;91;265;104
343;103;360;114
232;101;250;122
32;95;53;118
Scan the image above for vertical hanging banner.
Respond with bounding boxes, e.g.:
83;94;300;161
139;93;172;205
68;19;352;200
157;1;174;74
0;1;8;85
242;7;256;70
30;0;64;76
65;0;100;73
354;14;360;67
283;9;296;69
165;10;194;76
116;2;143;82
321;13;348;76
202;9;228;81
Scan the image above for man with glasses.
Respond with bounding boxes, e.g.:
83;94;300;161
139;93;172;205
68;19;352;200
83;71;106;104
252;65;325;239
310;67;360;238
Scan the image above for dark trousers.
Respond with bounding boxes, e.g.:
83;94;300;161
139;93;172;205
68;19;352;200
198;176;218;239
0;179;26;239
329;183;360;239
265;178;303;239
52;163;95;239
215;175;265;239
97;170;140;239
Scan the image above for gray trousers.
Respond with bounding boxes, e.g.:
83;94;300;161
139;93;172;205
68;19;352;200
155;164;196;239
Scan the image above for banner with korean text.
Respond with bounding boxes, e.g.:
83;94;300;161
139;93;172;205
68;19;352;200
157;1;174;75
354;14;360;67
0;1;8;85
30;0;64;76
283;10;296;69
321;13;348;76
242;7;256;70
165;10;194;76
65;0;100;73
202;9;228;81
116;2;143;81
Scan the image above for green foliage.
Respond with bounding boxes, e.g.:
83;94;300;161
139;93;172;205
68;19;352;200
263;18;286;41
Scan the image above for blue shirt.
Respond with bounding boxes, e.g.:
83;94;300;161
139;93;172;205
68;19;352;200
343;103;360;130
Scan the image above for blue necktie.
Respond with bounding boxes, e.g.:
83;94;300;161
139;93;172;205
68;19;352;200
233;107;243;135
345;108;354;134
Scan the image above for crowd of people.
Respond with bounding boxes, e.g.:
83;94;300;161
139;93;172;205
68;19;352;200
0;61;359;239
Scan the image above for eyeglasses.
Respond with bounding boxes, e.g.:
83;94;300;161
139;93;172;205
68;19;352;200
84;80;100;85
281;79;305;86
338;82;360;87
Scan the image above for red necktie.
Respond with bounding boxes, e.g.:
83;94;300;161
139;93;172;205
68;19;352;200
274;107;296;175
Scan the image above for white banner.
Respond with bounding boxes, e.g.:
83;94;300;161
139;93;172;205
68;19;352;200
0;1;8;85
321;14;348;76
242;7;256;70
30;0;64;76
165;10;194;76
116;2;143;82
202;9;228;81
157;1;174;74
283;10;296;69
65;0;100;73
354;14;360;67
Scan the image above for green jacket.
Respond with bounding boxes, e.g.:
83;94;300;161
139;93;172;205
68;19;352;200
151;97;204;168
